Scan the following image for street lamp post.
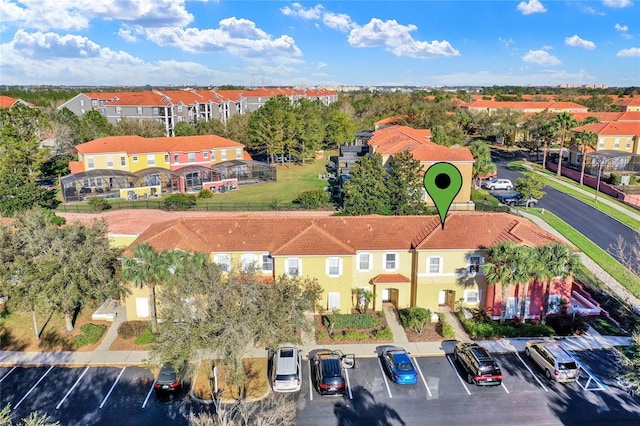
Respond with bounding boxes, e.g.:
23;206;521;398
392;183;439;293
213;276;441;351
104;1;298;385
594;159;605;203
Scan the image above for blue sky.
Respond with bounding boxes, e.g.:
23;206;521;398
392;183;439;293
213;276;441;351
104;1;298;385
0;0;638;88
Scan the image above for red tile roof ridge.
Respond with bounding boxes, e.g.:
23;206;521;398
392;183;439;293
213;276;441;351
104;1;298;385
371;273;411;284
271;222;355;255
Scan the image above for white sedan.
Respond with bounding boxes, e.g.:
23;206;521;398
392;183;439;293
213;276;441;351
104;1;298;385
482;178;513;190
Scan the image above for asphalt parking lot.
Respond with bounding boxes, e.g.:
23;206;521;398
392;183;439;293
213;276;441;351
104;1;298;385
296;349;640;426
0;349;638;425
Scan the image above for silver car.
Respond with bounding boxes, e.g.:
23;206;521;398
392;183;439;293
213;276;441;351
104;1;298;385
271;345;302;392
525;340;580;383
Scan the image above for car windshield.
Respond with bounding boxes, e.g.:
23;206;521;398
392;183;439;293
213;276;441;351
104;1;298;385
158;367;177;382
275;374;297;381
396;361;414;372
559;362;577;370
479;362;500;373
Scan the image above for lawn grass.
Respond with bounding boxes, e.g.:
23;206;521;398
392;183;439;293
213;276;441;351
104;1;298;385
56;151;337;213
528;209;640;299
508;161;640;231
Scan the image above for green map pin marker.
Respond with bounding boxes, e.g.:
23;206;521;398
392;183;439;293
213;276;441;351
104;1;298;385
423;162;462;230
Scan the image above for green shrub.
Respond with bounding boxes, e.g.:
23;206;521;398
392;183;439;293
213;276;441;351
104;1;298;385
293;189;330;209
332;333;345;342
609;173;622;185
134;327;157;345
398;307;432;334
438;313;455;339
163;193;196;211
459;313;554;339
197;189;214;199
344;330;369;341
374;327;393;341
316;331;329;341
329;313;379;329
72;323;107;348
88;197;111;212
117;321;150;339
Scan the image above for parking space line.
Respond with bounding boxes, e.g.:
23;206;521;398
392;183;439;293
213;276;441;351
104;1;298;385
412;357;431;397
99;367;126;409
142;378;156;408
516;352;548;393
15;365;54;409
0;367;16;383
570;357;608;392
377;358;393;398
56;366;89;409
501;382;510;394
445;355;470;396
308;359;313;401
344;367;353;400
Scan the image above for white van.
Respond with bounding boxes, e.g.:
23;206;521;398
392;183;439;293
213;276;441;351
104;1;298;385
272;345;302;392
525;340;580;383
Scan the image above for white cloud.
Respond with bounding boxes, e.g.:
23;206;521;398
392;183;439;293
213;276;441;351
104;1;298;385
143;17;302;59
118;26;137;43
322;12;354;32
317;61;327;68
348;18;460;58
430;69;596;87
0;0;194;31
517;0;547;15
603;0;633;7
522;49;561;66
617;47;640;56
565;35;596;49
498;37;516;48
280;3;323;19
615;23;629;32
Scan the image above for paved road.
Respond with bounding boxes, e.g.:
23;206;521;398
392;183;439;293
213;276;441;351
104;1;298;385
492;156;638;262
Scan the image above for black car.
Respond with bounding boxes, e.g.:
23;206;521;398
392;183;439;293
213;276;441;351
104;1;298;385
453;342;502;386
154;363;186;392
311;350;348;396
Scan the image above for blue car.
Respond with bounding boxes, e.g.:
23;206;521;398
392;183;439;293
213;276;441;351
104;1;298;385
381;347;419;384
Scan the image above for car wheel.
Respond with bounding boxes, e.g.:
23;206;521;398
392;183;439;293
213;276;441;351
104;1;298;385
467;373;474;384
489;186;495;190
545;369;552;380
506;185;513;190
525;347;530;357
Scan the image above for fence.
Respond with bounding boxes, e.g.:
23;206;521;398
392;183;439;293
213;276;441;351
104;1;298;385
56;200;312;214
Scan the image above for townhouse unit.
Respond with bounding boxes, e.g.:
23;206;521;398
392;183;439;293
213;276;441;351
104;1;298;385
460;100;588;114
58;87;338;136
63;134;260;200
0;95;33;108
365;125;475;209
120;212;571;323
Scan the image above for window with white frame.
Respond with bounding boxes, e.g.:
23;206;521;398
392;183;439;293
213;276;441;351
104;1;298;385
287;258;300;276
221;150;227;161
203;151;208;159
80;109;85;114
627;139;632;149
152;107;158;115
120;156;126;166
326;257;342;277
214;254;231;272
137;106;142;115
133;156;138;163
261;254;273;272
106;156;113;168
598;139;605;149
358;253;371;271
116;106;122;114
177;105;183;113
463;289;479;304
87;157;94;169
91;99;97;106
427;256;441;274
468;256;481;274
188;152;196;163
236;148;242;159
147;154;155;166
173;154;179;163
241;254;257;272
211;150;216;161
384;253;397;270
80;100;84;106
614;138;620;149
327;292;340;311
164;154;169;163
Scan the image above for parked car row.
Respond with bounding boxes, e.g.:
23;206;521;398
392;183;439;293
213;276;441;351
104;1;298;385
265;340;582;397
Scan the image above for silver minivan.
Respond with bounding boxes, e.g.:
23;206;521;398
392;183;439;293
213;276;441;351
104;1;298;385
525;340;580;383
271;345;302;392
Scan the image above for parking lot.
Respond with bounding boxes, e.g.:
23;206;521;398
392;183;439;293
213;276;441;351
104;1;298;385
0;348;638;425
296;349;640;425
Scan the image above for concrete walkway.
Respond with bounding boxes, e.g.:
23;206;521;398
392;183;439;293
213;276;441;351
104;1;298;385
382;302;409;344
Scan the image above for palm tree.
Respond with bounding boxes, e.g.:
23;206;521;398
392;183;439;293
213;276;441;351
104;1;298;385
512;246;536;320
539;243;580;323
576;130;598;186
121;243;171;333
482;242;517;325
553;112;578;177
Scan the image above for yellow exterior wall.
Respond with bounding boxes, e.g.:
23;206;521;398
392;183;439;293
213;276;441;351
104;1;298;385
597;135;639;154
421;162;473;206
108;234;139;248
123;285;149;322
127;152;169;173
80;152;128;171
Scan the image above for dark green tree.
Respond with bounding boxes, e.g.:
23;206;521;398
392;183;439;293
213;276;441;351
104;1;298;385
469;140;496;186
553;112;578;176
386;150;429;215
195;118;225;136
342;153;391;215
294;98;326;162
514;174;546;207
248;95;296;163
79;110;112;142
575;130;598;185
324;105;356;147
173;121;197;136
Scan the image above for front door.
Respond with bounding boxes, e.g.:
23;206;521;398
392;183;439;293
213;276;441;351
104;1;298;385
389;289;399;308
438;291;446;306
446;290;456;310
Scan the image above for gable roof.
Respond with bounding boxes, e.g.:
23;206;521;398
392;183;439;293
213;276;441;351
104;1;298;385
123;212;567;256
0;96;33;108
461;100;588;112
367;125;474;162
573;121;640;137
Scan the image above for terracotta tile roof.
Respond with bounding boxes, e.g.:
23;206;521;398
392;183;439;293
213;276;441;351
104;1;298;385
617;111;640;121
118;211;566;256
83;92;121;99
68;161;85;174
573;121;640;137
618;98;640;107
76;135;244;155
106;91;169;106
462;100;588;111
368;125;473;162
571;112;624;122
371;274;411;284
0;96;33;108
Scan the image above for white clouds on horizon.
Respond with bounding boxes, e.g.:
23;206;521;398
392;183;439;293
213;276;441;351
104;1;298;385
565;35;596;49
603;0;634;8
617;47;640;56
517;0;547;15
522;49;561;66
